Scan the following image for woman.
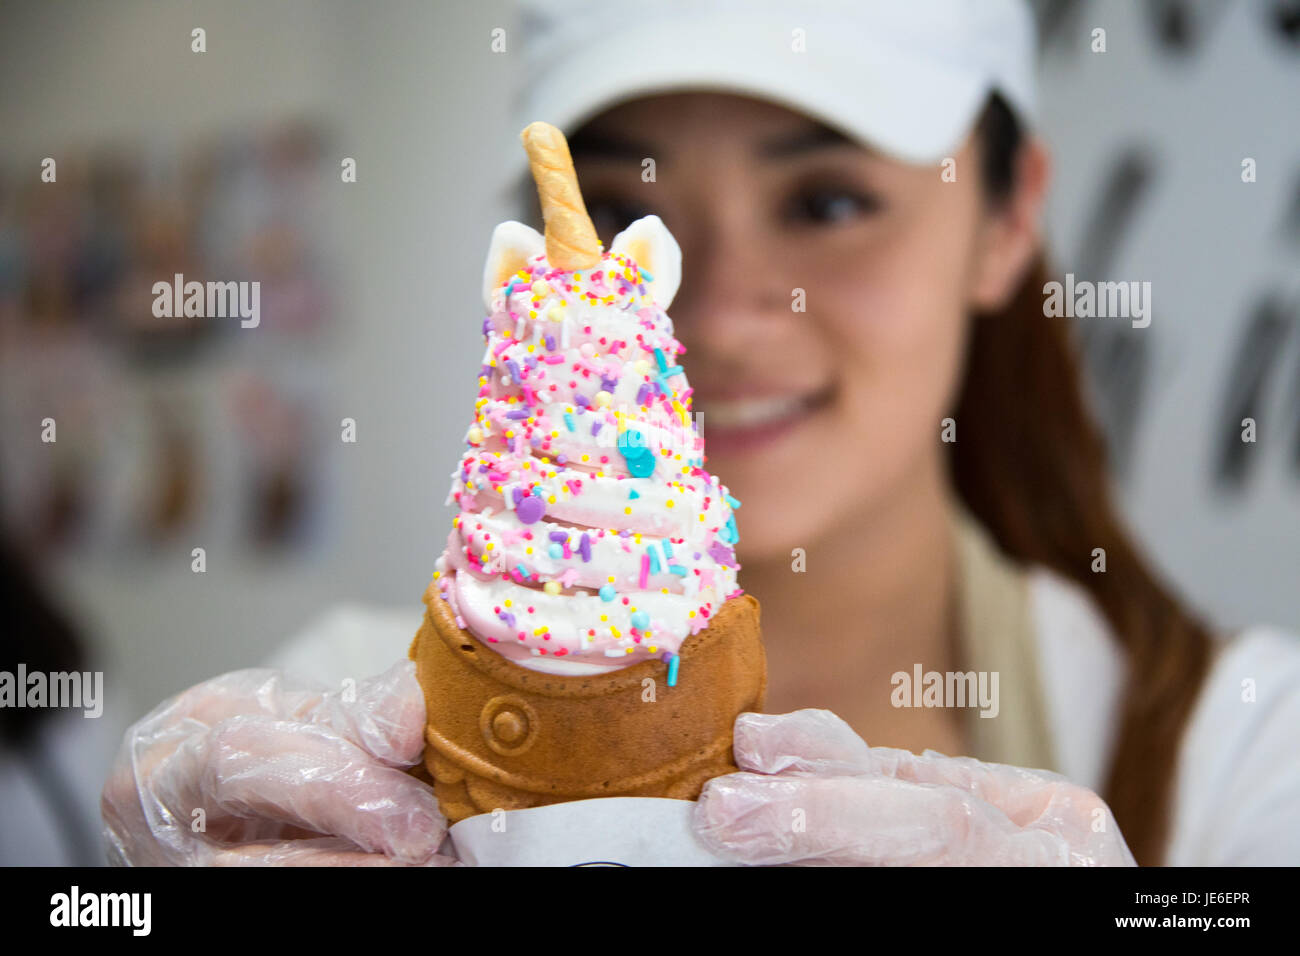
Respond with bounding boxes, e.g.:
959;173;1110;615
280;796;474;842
101;0;1300;866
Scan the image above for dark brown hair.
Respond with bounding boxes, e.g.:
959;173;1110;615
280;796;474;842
0;533;85;746
953;94;1215;865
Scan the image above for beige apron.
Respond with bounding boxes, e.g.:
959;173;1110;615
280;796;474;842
952;506;1059;774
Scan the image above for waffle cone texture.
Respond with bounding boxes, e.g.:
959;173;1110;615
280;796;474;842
408;580;766;823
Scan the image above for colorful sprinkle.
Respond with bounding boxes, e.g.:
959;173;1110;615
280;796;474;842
515;495;545;524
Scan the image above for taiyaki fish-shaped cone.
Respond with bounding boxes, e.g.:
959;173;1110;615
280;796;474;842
409;585;765;822
412;120;763;822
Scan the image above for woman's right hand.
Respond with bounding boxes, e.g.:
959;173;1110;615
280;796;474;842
100;660;456;866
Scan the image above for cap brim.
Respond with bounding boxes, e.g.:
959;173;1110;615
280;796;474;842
516;14;991;170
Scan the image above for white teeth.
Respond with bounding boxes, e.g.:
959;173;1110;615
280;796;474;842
703;395;805;429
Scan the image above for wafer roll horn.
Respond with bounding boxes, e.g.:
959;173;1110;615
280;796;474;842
520;121;603;271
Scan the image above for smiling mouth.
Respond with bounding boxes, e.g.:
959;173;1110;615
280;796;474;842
697;384;836;454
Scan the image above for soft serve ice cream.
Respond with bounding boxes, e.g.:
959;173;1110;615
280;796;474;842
433;122;743;677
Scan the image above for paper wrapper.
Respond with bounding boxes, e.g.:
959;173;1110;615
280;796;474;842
408;581;765;822
449;796;738;866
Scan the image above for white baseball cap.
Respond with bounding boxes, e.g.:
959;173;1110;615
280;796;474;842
512;0;1037;166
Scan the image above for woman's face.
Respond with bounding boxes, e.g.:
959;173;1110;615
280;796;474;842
570;93;1039;562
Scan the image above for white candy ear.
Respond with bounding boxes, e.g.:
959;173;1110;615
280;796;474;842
482;221;546;310
611;215;682;309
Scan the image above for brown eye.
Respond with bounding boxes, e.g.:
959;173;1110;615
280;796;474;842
586;197;654;242
786;186;881;225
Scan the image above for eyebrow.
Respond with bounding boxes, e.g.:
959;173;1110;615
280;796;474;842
567;121;857;164
567;130;658;161
756;124;855;158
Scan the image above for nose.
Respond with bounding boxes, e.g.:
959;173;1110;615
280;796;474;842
671;215;792;371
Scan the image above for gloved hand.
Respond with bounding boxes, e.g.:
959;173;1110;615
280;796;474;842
101;660;456;866
693;709;1136;866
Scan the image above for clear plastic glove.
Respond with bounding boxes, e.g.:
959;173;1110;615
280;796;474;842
693;709;1136;866
101;660;456;866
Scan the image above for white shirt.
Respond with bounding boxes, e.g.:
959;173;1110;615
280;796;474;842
1029;569;1300;865
266;577;1300;866
0;685;131;866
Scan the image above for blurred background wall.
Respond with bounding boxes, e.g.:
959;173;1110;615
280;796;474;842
1034;0;1300;638
1;0;1297;724
1;0;515;728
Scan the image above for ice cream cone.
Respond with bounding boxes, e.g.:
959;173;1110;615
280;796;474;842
409;580;765;823
415;121;763;825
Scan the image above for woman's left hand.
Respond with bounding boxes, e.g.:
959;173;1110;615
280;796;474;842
693;709;1136;866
